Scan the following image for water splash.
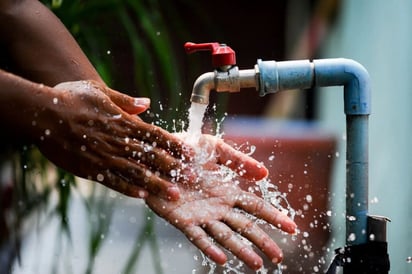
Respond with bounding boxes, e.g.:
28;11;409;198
184;104;296;273
148;102;296;273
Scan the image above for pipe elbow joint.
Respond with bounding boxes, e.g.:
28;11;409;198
313;58;371;115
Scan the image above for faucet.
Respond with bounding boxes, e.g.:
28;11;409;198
185;42;390;273
184;42;258;105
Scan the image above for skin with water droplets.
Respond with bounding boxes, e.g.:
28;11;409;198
146;134;296;271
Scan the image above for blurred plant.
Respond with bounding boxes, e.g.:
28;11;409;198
47;0;187;123
1;1;191;274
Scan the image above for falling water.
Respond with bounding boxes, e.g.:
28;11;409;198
185;102;208;145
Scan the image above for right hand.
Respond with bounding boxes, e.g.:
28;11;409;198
146;134;296;270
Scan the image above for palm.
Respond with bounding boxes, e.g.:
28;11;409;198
146;164;296;271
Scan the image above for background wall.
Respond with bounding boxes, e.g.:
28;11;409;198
318;1;412;273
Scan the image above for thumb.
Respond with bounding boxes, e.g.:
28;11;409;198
105;88;150;115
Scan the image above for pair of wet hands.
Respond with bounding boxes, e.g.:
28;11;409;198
48;81;297;271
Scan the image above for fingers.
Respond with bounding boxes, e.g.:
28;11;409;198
118;139;183;176
206;221;264;270
128;120;193;159
214;138;268;181
104;135;194;185
223;211;284;265
103;86;150;115
183;225;227;266
109;156;180;201
235;192;297;234
98;170;149;199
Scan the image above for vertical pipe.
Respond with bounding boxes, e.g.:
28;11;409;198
313;59;371;245
258;58;371;245
345;115;369;244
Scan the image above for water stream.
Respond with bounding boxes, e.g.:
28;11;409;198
185;102;208;146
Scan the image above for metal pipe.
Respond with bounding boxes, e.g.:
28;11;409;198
190;67;259;105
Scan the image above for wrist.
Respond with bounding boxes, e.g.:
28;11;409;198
0;70;59;144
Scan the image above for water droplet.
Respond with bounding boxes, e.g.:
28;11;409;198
347;215;357;221
96;173;104;182
170;169;177;177
53;97;58;104
347;233;356;242
305;195;312;203
106;50;111;55
80;145;87;151
369;234;375;241
370;196;379;204
303;204;309;210
268;155;275;161
44;129;51;136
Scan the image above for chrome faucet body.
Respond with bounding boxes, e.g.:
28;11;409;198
190;66;258;105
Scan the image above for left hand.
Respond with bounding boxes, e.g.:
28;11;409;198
36;80;190;200
145;134;296;271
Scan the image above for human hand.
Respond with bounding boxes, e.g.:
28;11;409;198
145;134;296;270
34;80;190;200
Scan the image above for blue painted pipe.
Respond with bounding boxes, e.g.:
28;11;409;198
258;58;371;245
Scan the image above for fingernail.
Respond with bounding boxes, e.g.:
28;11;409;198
286;220;298;234
167;186;180;201
272;252;283;264
134;98;150;106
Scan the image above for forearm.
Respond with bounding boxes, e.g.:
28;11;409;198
0;0;102;85
0;69;56;143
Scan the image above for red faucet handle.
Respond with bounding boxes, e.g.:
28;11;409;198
184;42;236;67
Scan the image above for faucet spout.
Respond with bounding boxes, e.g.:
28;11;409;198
190;72;215;105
